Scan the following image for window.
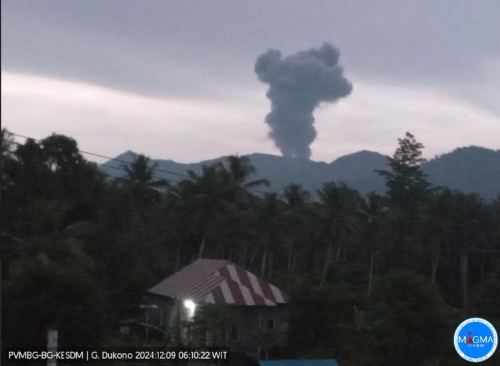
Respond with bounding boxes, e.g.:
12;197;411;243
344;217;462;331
266;319;275;329
259;314;275;329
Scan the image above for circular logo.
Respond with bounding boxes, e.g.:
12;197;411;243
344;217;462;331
454;317;498;363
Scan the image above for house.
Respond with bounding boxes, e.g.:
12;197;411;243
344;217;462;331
143;259;289;353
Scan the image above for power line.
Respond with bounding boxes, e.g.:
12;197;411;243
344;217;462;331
95;161;182;185
9;132;193;179
8;131;269;195
5;133;500;259
8;139;183;186
5;132;498;226
5;131;498;214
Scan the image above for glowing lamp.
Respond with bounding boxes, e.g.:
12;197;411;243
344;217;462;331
183;299;196;319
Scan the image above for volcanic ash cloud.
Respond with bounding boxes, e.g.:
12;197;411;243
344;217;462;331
255;42;353;159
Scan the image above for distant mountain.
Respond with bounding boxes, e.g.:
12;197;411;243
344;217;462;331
100;146;500;201
422;147;500;200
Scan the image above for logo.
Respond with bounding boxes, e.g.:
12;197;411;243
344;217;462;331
454;317;498;363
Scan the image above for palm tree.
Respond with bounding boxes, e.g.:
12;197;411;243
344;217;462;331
175;164;237;259
4;200;96;276
318;183;361;287
2;200;105;347
122;154;168;198
282;184;311;275
283;183;311;211
425;188;454;286
255;192;288;278
175;157;270;261
360;192;387;297
217;208;259;264
120;154;169;243
450;192;485;310
220;155;270;209
225;155;270;190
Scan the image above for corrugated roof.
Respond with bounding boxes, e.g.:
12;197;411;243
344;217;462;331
148;259;289;306
259;360;339;366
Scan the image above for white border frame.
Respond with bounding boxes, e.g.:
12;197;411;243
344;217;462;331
453;317;498;363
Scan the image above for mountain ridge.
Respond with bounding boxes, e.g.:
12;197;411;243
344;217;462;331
101;146;500;200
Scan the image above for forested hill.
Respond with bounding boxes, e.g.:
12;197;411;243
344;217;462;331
3;129;500;363
423;147;500;201
102;146;500;200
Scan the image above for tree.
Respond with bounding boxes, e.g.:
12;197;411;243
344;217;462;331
2;200;108;347
377;132;430;215
222;155;271;264
36;134;107;222
282;184;311;275
121;154;168;202
0;128;14;157
40;134;87;198
0;129;15;208
377;132;431;267
360;192;387;297
8;138;51;204
317;183;361;287
287;280;364;361
425;188;455;286
175;164;237;259
224;155;270;191
254;193;288;278
0;129;15;188
472;265;500;326
117;154;169;248
3;129;499;357
449;193;485;310
3;258;107;347
366;271;457;366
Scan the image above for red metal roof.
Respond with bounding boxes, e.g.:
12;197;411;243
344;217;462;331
148;259;289;306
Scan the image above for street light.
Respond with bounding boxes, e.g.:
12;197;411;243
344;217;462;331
183;299;196;319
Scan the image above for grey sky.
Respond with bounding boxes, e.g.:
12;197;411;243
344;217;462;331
2;0;499;163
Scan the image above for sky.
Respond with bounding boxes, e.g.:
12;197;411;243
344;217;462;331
2;0;500;164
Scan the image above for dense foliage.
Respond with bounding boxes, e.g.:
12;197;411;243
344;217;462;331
1;130;499;365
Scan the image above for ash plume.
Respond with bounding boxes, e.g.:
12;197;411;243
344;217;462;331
255;42;352;159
